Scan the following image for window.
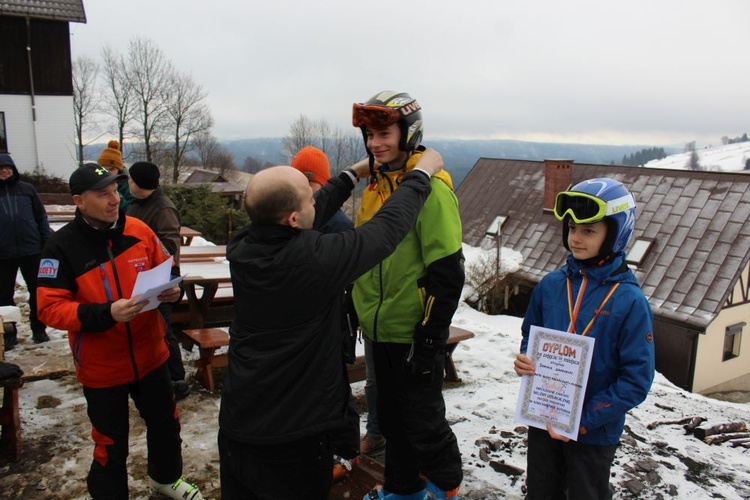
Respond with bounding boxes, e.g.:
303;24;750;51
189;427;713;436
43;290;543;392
723;322;744;361
626;238;654;267
0;112;7;153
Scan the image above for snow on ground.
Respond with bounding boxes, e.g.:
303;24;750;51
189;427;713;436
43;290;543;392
644;142;750;172
1;243;749;499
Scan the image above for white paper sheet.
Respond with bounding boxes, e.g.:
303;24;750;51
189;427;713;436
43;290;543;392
514;325;595;441
130;257;184;312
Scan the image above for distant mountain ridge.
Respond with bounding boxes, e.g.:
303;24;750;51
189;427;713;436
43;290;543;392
219;138;680;187
84;138;680;188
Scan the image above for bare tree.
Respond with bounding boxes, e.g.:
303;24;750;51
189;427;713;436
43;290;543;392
685;141;702;171
281;114;318;161
101;45;135;155
72;56;100;166
193;131;220;168
212;149;237;178
162;70;213;182
282;116;367;218
243;155;270;174
193;131;236;177
316;119;332;155
329;128;367;219
125;37;172;162
329;128;366;176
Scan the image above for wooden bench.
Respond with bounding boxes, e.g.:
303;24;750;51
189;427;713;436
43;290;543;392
346;326;475;383
180;325;475;393
0;326;72;461
180;328;230;392
180;226;202;246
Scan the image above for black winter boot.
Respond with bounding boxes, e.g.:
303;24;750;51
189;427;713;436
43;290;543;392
3;323;18;350
32;329;50;343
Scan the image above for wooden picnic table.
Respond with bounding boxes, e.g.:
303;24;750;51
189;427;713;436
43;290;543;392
180;245;227;261
178;260;233;329
44;206;76;223
180;226;202;246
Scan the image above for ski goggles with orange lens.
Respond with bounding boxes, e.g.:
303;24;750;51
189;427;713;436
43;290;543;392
352;104;401;129
554;191;635;223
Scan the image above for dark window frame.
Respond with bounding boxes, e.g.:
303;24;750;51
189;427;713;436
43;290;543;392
0;112;7;153
722;322;744;361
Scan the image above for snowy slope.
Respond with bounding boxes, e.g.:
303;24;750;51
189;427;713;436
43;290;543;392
644;142;750;172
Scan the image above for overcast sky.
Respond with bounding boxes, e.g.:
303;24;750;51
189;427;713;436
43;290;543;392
70;0;749;147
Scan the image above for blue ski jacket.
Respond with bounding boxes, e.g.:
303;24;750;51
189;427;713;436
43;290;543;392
521;252;655;446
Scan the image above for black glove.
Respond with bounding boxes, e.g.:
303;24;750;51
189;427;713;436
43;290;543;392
0;362;23;380
407;337;445;382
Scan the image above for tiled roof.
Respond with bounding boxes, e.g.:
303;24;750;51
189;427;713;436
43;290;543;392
0;0;86;22
456;159;750;329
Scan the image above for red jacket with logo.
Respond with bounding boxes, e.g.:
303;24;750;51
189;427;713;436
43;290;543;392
37;210;171;388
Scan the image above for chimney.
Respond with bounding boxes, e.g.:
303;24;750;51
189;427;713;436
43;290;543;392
543;159;573;212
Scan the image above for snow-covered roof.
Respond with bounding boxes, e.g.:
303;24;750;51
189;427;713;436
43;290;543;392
457;159;750;330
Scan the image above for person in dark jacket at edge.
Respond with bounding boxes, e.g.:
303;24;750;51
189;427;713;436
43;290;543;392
126;161;190;401
218;148;444;499
37;163;202;500
290;145;361;478
0;152;52;347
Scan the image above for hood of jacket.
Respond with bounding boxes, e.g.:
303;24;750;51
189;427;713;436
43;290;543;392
0;153;20;187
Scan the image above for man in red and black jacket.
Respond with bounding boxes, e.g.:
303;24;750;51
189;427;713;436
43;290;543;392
37;163;202;500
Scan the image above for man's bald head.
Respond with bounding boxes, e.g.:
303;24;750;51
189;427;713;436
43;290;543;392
245;166;310;225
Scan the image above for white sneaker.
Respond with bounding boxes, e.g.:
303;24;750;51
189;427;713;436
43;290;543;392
149;477;203;500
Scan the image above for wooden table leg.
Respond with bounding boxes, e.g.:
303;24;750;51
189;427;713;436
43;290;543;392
196;347;218;392
444;344;461;382
184;283;220;329
0;381;23;461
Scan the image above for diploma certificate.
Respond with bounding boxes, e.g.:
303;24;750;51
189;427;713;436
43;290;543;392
514;325;595;441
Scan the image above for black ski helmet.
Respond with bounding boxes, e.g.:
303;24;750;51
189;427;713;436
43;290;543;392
352;91;424;153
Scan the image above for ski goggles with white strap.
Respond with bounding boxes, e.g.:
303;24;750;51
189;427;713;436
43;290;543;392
553;191;635;224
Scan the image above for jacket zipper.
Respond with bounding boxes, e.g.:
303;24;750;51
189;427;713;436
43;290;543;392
372;263;384;342
107;242;140;381
1;184;22;254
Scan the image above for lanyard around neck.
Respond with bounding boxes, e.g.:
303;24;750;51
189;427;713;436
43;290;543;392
566;274;620;336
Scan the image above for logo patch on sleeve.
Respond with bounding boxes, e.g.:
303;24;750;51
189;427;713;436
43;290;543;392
646;332;653;343
38;259;60;279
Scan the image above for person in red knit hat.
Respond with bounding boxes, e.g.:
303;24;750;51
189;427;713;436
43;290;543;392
291;146;352;233
97;140;134;209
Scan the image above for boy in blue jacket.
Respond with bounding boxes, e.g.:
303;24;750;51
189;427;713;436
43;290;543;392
514;178;655;500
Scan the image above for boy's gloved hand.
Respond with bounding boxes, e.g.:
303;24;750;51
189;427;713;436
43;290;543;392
0;362;23;380
407;337;445;382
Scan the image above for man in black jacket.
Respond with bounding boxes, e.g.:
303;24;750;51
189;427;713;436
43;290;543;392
218;150;443;499
126;161;189;400
0;153;52;347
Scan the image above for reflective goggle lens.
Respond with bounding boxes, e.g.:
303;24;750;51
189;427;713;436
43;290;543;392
352;104;400;128
554;192;607;223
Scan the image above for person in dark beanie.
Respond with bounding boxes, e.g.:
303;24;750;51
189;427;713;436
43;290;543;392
0;153;52;347
126;161;189;400
37;163;202;499
97;139;134;210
